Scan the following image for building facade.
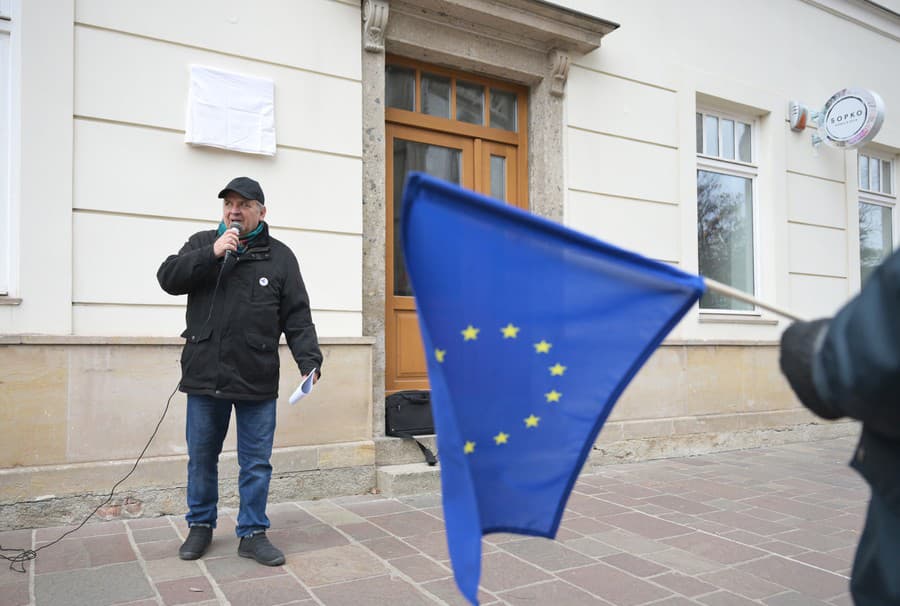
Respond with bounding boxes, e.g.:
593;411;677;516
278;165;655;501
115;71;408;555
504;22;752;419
1;0;897;526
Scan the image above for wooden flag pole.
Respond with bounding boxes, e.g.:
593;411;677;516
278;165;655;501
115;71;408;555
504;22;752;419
703;278;806;322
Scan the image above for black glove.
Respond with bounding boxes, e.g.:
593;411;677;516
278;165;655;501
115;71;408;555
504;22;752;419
779;319;843;420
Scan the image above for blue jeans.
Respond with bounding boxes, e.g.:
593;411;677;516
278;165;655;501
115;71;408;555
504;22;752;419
185;394;276;537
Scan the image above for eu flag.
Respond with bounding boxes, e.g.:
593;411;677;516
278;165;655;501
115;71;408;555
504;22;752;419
401;173;705;605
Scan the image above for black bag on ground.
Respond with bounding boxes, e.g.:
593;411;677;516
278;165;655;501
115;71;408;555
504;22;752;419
385;390;437;466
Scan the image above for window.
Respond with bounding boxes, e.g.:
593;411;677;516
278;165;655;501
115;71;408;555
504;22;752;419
0;0;12;295
858;153;896;284
696;110;757;310
859;152;893;195
386;62;519;132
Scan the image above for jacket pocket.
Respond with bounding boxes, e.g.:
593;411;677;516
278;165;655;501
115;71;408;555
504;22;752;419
181;326;213;344
180;326;213;381
245;332;280;384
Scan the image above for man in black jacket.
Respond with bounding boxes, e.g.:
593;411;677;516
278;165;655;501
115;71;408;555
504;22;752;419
158;177;322;566
780;248;900;605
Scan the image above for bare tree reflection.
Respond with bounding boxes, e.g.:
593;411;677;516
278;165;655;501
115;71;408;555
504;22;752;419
697;171;753;310
859;202;892;284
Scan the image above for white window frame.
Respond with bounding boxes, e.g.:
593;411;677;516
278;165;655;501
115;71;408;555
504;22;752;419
859;150;894;196
696;108;760;315
0;0;16;297
858;151;897;285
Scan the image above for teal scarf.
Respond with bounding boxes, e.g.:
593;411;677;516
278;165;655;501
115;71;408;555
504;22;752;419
217;221;265;255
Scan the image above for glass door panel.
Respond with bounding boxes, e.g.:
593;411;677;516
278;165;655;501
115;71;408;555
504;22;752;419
392;140;462;297
385;125;473;392
481;142;522;209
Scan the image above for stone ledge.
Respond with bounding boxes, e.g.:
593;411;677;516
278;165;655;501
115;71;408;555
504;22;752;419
390;0;618;56
0;441;375;503
588;421;860;467
602;410;853;439
0;466;376;530
698;312;779;326
661;339;780;346
376;462;441;497
373;422;861;500
375;435;438;466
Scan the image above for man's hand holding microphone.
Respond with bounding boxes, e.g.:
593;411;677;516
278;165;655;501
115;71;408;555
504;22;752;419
214;222;243;259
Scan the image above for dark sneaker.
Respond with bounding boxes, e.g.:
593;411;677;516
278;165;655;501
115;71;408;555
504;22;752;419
178;525;213;560
238;531;285;566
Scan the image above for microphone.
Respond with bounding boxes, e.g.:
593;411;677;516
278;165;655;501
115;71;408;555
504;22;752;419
224;221;242;261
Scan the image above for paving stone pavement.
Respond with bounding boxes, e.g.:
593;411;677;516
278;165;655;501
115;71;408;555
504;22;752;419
0;435;867;606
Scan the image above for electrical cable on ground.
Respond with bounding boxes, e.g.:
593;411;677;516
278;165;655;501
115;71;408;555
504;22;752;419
1;250;233;572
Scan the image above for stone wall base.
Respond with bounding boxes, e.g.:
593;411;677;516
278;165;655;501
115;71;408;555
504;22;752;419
0;465;376;530
587;421;860;467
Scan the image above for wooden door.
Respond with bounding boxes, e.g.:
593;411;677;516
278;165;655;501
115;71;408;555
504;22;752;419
384;58;528;394
386;125;474;392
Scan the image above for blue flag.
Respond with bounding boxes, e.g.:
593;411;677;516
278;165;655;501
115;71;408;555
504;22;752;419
401;173;705;605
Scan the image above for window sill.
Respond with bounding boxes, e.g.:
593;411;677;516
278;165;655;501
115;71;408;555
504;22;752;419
0;297;22;306
699;312;778;326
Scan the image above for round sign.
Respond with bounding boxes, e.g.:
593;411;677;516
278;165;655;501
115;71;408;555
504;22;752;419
818;88;885;149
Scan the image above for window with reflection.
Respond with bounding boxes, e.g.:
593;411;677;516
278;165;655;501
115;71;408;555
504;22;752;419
490;89;517;132
859;202;893;284
385;61;518;132
696;108;757;310
422;73;450;119
859;152;894;195
697;171;754;310
490;155;506;200
392;140;462;297
697;111;751;163
858;151;896;284
456;80;484;125
385;65;415;111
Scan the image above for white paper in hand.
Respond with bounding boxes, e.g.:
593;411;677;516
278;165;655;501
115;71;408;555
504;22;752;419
289;369;316;405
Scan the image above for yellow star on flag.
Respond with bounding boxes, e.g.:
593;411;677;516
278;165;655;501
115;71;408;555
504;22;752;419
435;349;446;363
463;441;476;454
549;363;567;376
493;432;509;445
524;414;540;428
500;323;520;339
461;325;480;341
545;390;562;403
534;340;552;353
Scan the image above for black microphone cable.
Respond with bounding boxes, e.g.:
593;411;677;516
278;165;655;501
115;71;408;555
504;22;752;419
1;248;235;573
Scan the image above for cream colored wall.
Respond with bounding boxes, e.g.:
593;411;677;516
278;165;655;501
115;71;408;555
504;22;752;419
12;1;895;341
0;0;73;334
558;0;900;340
2;0;364;337
566;72;680;264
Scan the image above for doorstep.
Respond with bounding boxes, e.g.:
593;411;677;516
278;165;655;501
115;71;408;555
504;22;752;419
376;461;442;497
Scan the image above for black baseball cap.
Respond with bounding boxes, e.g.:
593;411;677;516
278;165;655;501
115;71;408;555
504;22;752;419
218;177;265;205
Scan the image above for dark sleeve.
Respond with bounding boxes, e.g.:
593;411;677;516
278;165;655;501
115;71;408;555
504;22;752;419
779;318;842;420
157;232;218;296
810;248;900;439
280;252;324;378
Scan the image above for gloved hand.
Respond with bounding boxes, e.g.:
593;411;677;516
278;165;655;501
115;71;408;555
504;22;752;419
779;319;843;420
